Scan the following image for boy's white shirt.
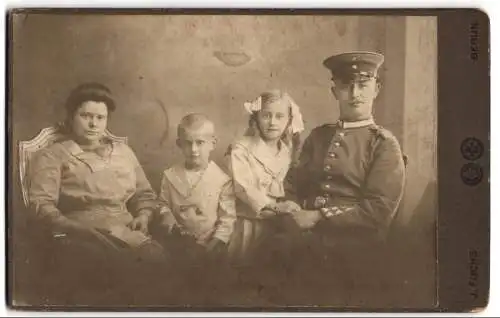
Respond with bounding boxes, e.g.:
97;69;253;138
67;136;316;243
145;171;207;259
159;161;236;245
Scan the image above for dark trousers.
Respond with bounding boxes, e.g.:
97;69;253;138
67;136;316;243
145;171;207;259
247;221;392;306
149;227;240;304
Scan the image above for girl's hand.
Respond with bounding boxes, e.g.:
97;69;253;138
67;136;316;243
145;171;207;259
262;201;302;215
260;208;279;218
277;200;301;214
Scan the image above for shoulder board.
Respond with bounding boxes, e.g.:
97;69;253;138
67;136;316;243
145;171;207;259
368;125;394;140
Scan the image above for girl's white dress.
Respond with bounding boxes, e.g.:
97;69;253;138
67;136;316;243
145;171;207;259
225;135;292;262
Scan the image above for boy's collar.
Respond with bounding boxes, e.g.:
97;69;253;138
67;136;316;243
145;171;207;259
164;161;224;198
183;161;210;172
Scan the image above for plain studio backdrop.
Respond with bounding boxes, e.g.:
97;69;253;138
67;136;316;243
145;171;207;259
10;13;437;307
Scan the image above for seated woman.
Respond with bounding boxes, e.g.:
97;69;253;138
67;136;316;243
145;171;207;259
26;83;169;303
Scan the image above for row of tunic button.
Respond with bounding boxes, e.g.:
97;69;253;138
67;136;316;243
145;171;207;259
322;131;345;195
324;132;344;172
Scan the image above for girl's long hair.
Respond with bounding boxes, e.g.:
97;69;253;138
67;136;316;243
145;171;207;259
244;89;302;165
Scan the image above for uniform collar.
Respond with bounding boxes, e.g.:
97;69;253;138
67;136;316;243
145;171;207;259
337;117;375;129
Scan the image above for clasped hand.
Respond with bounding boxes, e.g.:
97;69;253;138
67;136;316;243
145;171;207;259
128;209;154;234
260;200;302;218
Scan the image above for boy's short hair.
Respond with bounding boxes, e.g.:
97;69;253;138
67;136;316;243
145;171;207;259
177;113;215;138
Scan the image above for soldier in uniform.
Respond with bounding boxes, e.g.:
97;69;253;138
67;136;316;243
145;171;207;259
284;51;407;304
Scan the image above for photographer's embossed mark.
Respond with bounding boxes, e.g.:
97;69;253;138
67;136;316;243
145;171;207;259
461;137;484;160
469;249;479;299
470;21;479;61
461;163;483;186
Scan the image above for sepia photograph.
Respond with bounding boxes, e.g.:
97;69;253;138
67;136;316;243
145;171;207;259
8;10;441;310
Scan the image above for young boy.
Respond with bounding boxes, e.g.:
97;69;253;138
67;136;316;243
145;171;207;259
156;113;236;260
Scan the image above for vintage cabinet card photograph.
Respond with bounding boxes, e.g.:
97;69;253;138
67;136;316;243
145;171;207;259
6;9;490;312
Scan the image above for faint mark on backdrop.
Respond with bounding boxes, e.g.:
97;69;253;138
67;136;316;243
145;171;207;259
156;98;170;146
335;20;347;36
213;51;251;67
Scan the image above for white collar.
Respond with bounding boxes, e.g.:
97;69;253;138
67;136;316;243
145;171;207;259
337;117;375;129
235;135;291;176
164;161;227;198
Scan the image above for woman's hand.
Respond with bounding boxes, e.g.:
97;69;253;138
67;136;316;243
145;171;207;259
128;210;152;235
128;215;149;234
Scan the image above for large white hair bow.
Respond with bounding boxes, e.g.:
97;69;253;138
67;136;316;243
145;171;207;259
286;93;305;134
243;92;305;134
243;96;262;114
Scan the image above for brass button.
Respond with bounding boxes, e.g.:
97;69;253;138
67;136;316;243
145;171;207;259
324;165;331;171
333;142;340;147
324;193;331;198
326;175;333;180
324;184;331;189
328;152;337;158
338;132;345;137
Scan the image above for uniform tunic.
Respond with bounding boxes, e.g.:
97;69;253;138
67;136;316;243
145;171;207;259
158;161;236;246
287;118;406;244
28;137;159;249
282;118;407;303
225;135;292;261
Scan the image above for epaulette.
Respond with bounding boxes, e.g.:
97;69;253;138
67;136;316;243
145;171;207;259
369;125;407;166
368;124;394;140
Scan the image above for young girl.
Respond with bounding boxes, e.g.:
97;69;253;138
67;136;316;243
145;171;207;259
225;89;305;264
